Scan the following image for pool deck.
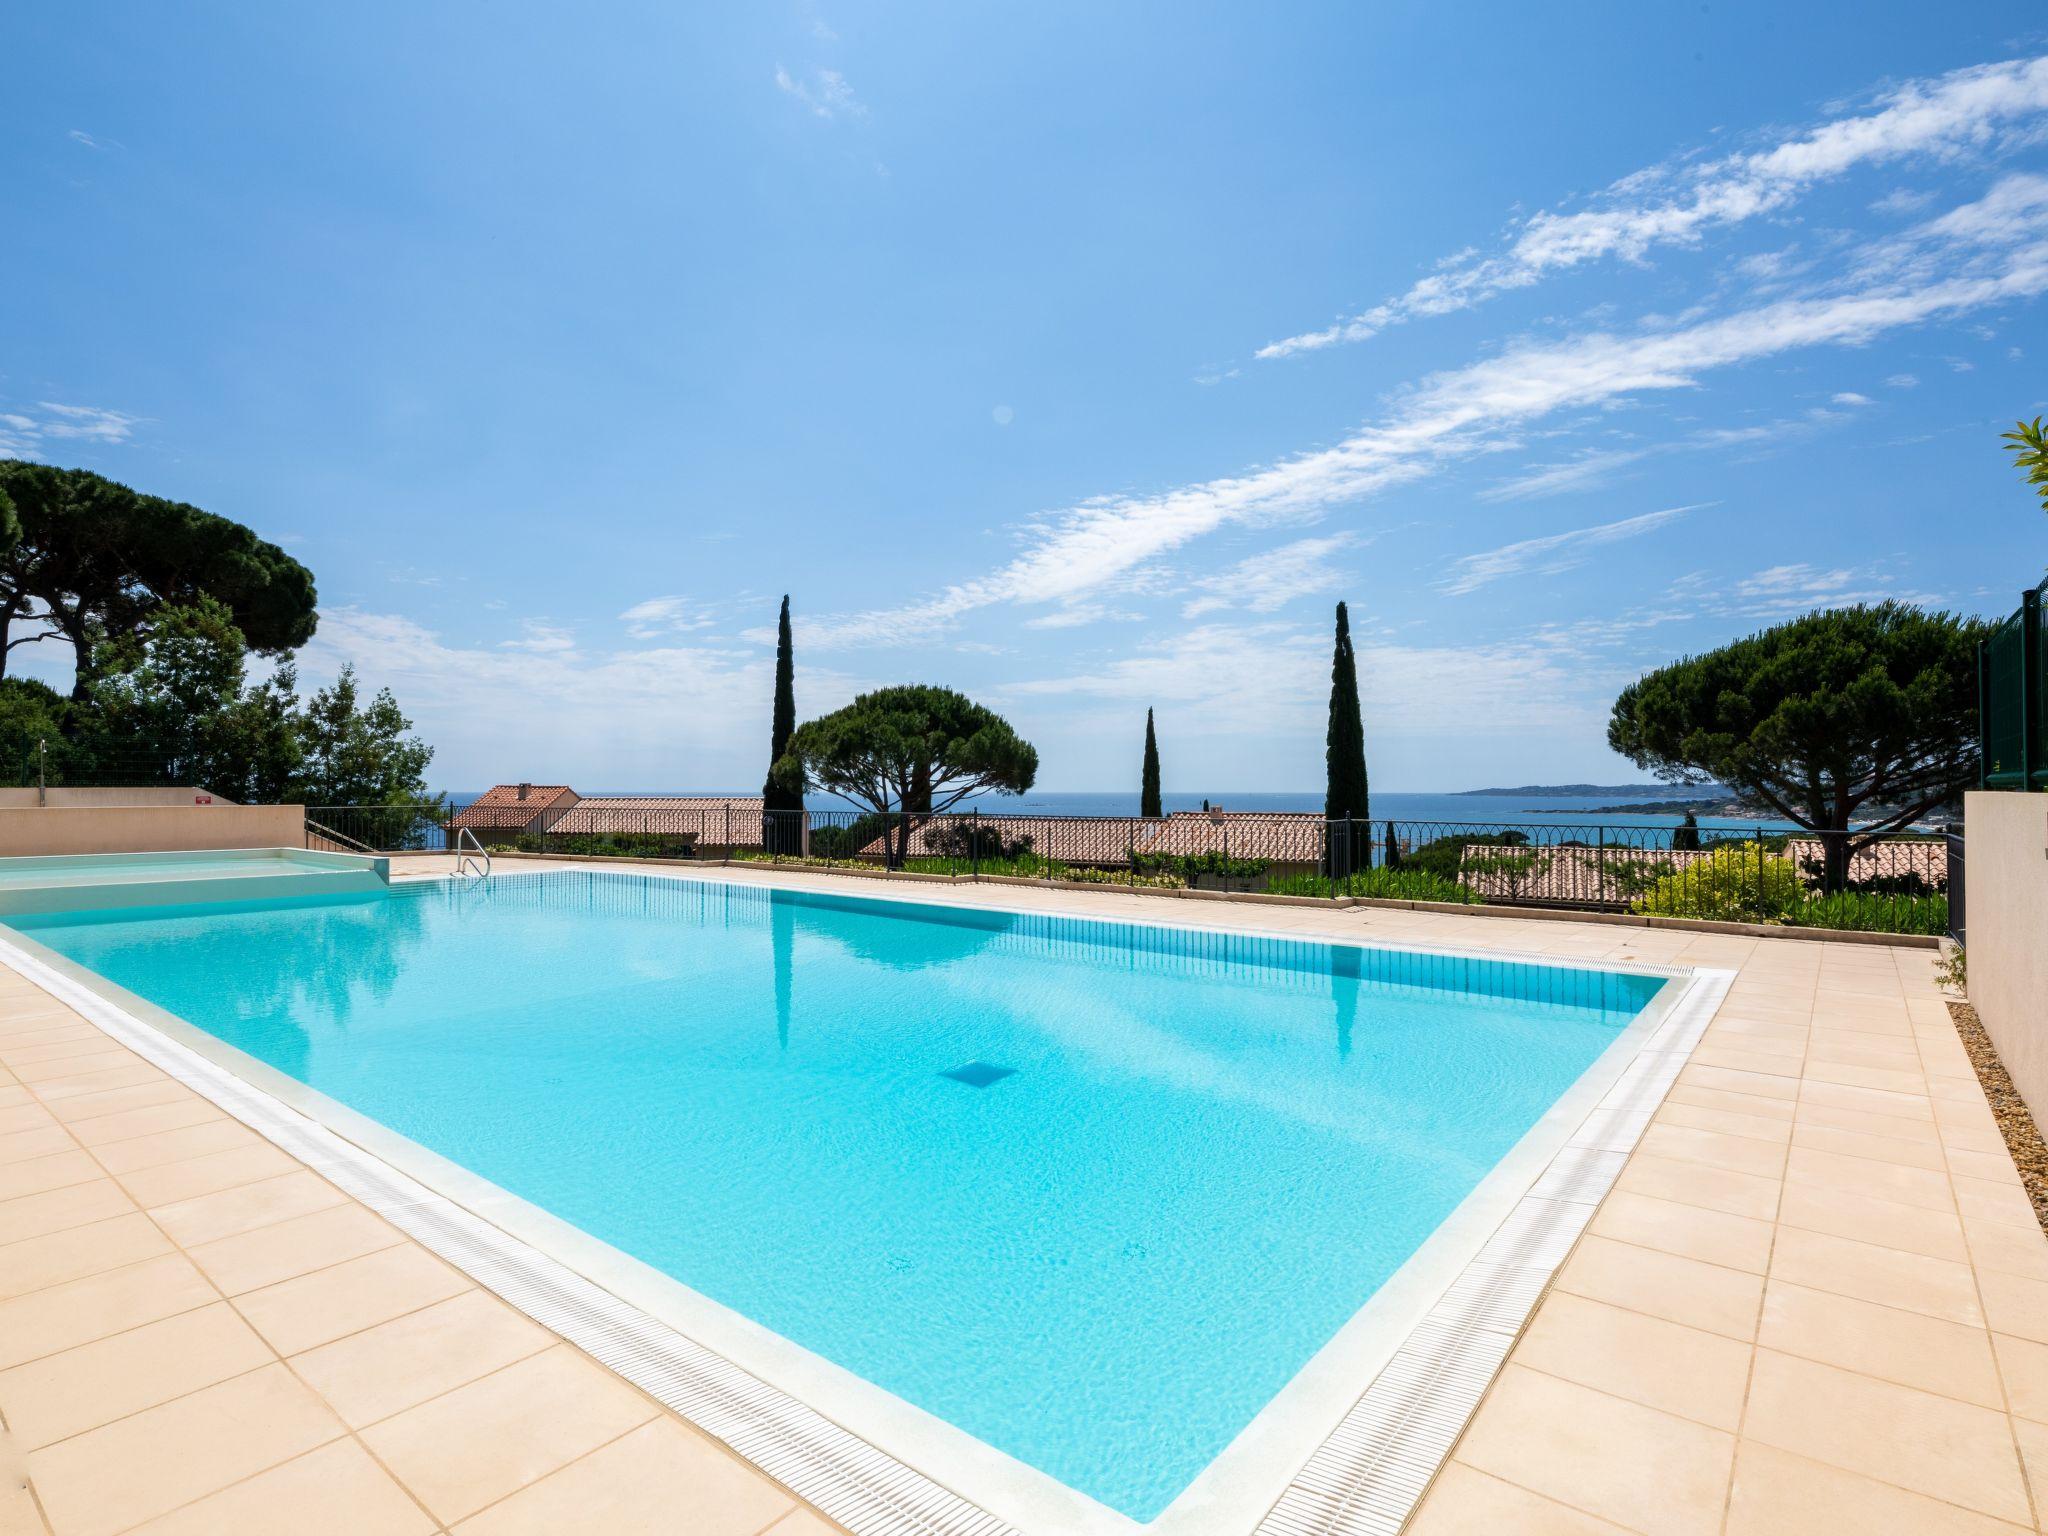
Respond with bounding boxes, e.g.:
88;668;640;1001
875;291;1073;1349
1;856;2042;1535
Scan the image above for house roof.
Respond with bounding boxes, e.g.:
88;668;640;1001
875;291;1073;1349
446;784;578;829
549;796;765;845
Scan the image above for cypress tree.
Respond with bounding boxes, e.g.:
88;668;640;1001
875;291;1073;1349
762;595;801;851
1673;810;1701;851
1325;603;1370;870
1141;708;1163;818
1384;819;1402;869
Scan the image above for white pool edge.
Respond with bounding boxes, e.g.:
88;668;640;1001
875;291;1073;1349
0;869;1729;1536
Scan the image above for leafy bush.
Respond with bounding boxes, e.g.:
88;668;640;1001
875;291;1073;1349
1791;890;1949;936
1266;867;1478;903
1402;830;1528;882
1633;842;1804;922
920;821;1037;861
1132;851;1271;882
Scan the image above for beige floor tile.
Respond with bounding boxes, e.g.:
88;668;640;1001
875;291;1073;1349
0;1151;100;1205
1991;1331;2048;1424
1784;1145;1955;1214
0;1213;173;1302
1726;1441;2029;1535
30;1064;173;1103
0;1301;272;1450
1588;1188;1777;1273
0;1038;133;1069
1680;1064;1801;1102
1512;1291;1753;1430
1405;1462;1634;1535
113;1142;300;1209
1776;1183;1967;1263
1797;1078;1933;1121
292;1290;554;1428
1663;1083;1798;1122
1791;1120;1946;1171
68;1099;224;1148
360;1345;660;1525
26;1363;343;1536
0;1105;56;1140
1961;1212;2048;1284
1612;1153;1780;1221
1741;1349;2030;1524
0;1125;77;1166
147;1171;349;1248
89;1118;264;1173
1449;1364;1734;1536
232;1243;473;1356
1954;1176;2041;1228
0;1180;134;1246
40;1081;193;1126
2011;1416;2048;1513
1768;1223;1984;1324
1636;1122;1787;1180
123;1439;435;1536
9;1050;136;1086
1757;1279;2002;1407
451;1416;795;1536
0;1253;217;1371
185;1204;406;1296
1553;1233;1764;1341
762;1511;850;1536
1655;1100;1793;1145
1975;1269;2048;1347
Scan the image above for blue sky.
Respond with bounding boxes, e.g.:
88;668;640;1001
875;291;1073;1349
4;4;2046;793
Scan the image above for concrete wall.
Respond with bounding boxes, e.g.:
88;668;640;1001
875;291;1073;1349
0;804;304;857
1963;790;2048;1120
0;787;239;809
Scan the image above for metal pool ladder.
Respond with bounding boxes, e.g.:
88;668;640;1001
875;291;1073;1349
454;827;492;884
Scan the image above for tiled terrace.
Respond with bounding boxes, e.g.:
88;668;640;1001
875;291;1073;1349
2;856;2042;1535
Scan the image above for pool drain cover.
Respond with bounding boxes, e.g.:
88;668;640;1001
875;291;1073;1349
940;1061;1015;1088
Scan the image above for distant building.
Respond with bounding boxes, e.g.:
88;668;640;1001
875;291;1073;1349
448;784;766;852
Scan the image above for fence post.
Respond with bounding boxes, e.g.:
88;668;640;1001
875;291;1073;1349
1977;634;1990;790
971;810;980;882
1756;825;1765;920
1222;818;1230;894
1597;826;1606;906
2023;586;2042;791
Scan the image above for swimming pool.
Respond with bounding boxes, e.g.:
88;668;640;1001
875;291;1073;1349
8;871;1672;1525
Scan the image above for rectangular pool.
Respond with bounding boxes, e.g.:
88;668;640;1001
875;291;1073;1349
9;871;1667;1522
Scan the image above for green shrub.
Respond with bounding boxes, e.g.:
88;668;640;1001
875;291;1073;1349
1265;867;1478;903
1790;890;1949;936
1633;842;1803;921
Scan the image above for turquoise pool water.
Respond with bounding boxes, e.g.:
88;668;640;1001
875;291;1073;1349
12;872;1664;1519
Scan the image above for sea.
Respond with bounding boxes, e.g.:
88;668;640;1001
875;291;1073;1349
442;788;1797;835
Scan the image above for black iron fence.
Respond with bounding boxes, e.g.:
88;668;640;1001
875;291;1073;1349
1980;578;2048;791
313;804;1951;936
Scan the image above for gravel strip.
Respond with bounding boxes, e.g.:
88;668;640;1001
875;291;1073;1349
1949;999;2048;1235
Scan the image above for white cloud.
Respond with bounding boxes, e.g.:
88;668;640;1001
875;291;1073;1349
1439;507;1697;597
1007;621;1603;740
1870;187;1937;215
775;65;865;121
1887;371;1920;387
1831;391;1875;405
498;621;577;655
619;596;715;639
0;401;139;458
1257;54;2048;358
1183;534;1357;617
297;608;863;789
797;175;2048;650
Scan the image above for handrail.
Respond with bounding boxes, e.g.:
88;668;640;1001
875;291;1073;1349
455;827;492;883
305;816;376;854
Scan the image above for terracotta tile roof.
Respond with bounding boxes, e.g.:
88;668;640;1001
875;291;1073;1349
447;784;577;830
550;797;765;846
838;810;1327;867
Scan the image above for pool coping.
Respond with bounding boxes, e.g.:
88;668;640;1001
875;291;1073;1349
0;867;1730;1536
